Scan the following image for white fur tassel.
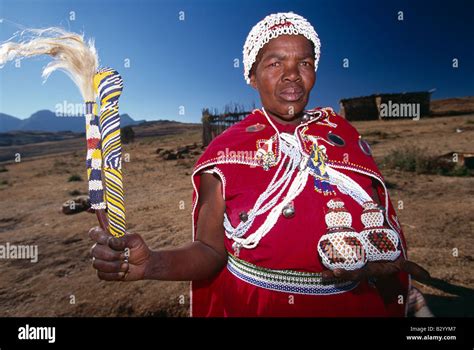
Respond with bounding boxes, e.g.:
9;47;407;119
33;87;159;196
0;27;99;101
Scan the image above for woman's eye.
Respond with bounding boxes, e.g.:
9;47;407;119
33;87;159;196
301;61;312;67
269;62;280;67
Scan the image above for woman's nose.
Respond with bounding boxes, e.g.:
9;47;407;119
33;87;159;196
282;62;301;82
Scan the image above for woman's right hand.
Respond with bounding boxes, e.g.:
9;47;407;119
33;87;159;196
89;227;152;281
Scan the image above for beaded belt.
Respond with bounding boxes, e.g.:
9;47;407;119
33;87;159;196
227;254;359;295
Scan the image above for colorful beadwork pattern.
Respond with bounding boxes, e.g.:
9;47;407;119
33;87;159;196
85;101;105;209
359;201;401;261
92;68;126;237
227;253;359;295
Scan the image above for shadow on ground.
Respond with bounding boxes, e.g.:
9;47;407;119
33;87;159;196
422;278;474;317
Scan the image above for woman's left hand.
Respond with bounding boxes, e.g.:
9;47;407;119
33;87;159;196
321;256;430;282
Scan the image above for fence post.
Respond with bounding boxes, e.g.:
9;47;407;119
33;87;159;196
202;110;250;146
202;109;212;147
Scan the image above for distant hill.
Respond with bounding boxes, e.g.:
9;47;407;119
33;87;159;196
0;130;82;147
431;96;474;116
0;113;22;131
0;119;199;162
0;110;145;132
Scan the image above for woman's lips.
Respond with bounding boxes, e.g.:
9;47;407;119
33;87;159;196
279;86;304;102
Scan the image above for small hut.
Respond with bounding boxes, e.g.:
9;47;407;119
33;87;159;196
339;91;433;121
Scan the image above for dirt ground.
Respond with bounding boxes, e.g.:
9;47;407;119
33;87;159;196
0;113;473;317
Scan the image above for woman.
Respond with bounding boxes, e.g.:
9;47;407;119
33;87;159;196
89;12;429;317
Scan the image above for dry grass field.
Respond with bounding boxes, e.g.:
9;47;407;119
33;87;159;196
0;105;473;317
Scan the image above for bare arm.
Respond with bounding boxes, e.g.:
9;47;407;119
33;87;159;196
143;172;227;280
89;172;227;282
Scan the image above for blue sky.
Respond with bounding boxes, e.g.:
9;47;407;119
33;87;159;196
0;0;473;123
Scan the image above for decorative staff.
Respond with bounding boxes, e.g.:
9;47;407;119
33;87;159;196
0;28;126;237
93;68;126;237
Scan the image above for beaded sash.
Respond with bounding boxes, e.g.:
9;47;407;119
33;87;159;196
227;254;359;295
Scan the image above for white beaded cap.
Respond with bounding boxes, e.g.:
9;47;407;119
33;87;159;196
243;12;321;84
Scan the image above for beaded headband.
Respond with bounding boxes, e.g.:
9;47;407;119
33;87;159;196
243;12;321;84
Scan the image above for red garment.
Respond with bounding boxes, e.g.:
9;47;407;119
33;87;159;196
190;108;410;317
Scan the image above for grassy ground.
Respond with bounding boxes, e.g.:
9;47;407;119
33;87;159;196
0;114;473;316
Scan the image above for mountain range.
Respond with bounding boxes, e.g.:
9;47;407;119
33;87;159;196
0;110;144;133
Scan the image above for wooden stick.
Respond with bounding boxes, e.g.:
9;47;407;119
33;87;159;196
95;209;109;232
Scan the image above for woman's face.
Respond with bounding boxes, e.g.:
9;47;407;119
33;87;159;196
250;35;316;125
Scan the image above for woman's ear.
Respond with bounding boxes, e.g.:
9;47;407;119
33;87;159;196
249;74;257;90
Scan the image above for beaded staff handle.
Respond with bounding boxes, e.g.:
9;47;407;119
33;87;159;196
84;100;107;230
85;68;126;237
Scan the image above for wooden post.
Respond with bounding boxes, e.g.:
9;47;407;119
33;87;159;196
202;110;251;146
202;109;212;147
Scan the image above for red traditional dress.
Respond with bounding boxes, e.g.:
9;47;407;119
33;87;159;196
190;108;410;317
